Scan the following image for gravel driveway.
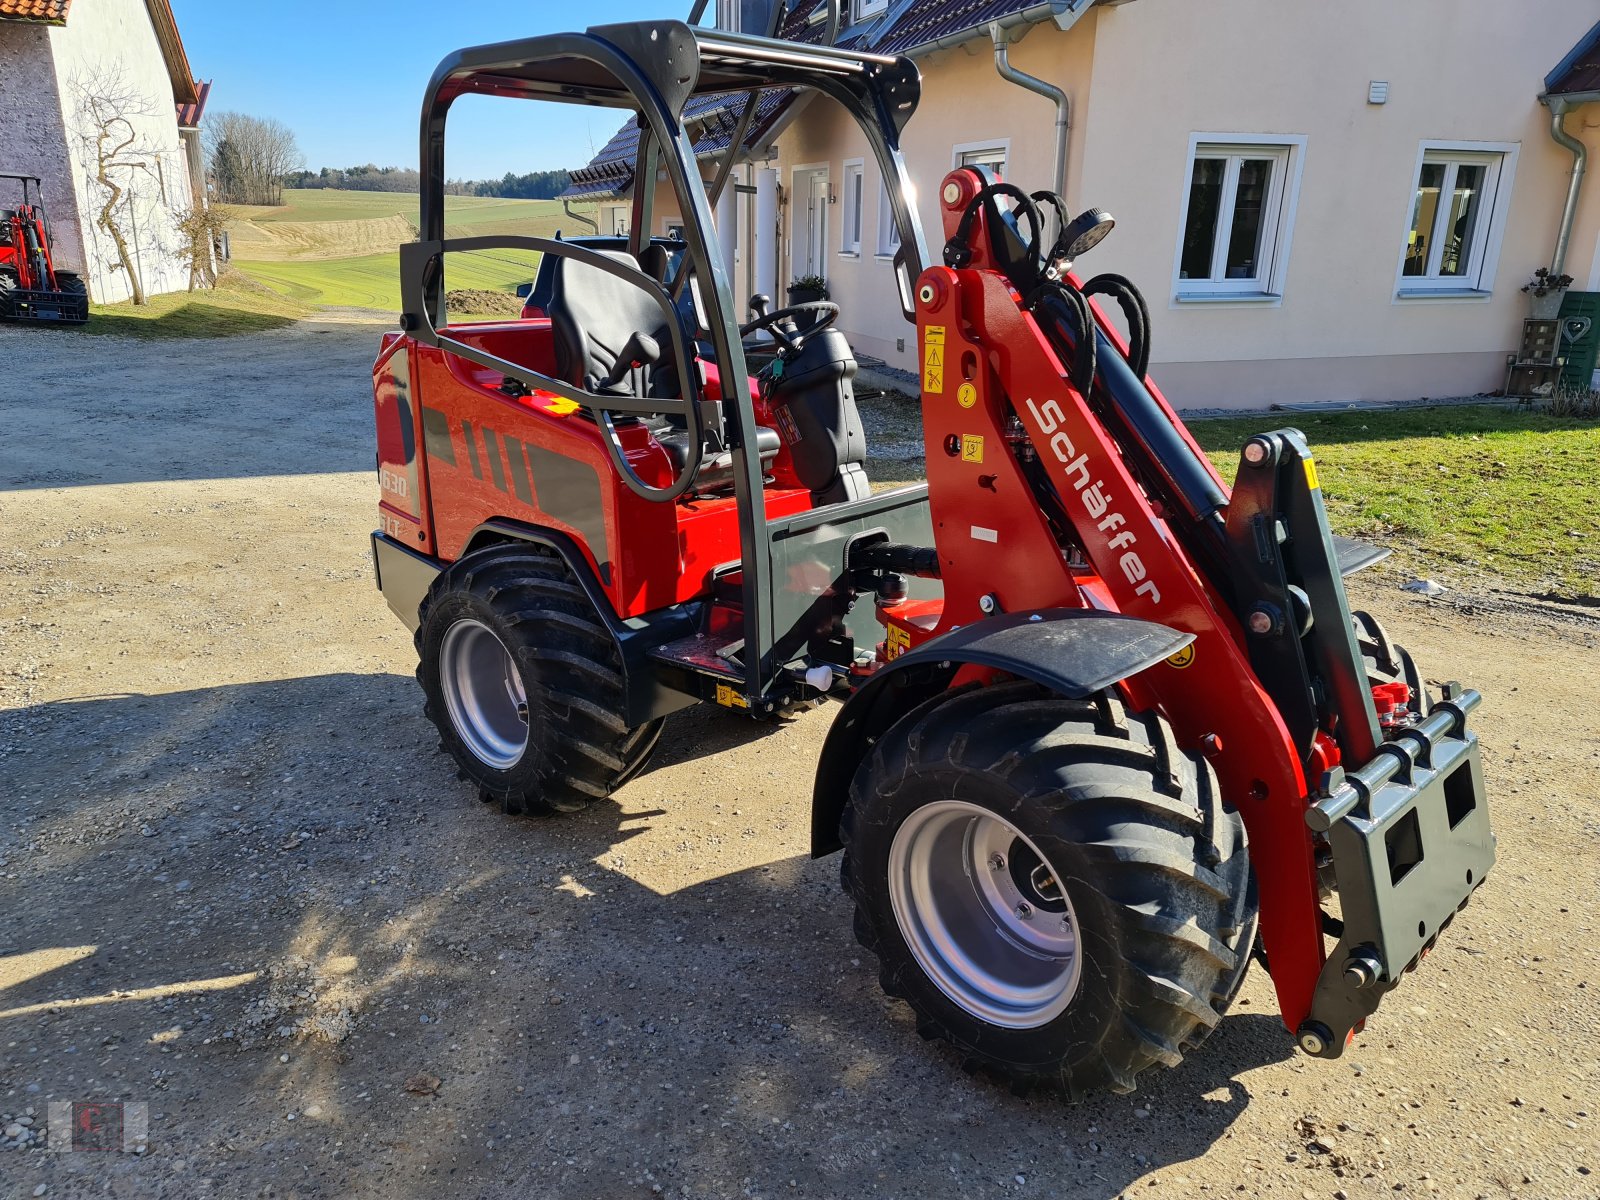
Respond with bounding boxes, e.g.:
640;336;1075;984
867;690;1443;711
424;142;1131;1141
1;319;1596;1199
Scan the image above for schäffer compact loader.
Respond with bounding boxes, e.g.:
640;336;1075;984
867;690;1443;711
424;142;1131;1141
369;20;1496;1098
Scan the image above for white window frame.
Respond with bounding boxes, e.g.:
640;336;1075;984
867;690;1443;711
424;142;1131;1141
1172;134;1306;304
1394;140;1519;299
854;0;889;21
876;175;901;259
840;157;865;257
952;139;1011;182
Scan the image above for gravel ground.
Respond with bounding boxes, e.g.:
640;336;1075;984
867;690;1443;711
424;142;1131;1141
1;320;1597;1200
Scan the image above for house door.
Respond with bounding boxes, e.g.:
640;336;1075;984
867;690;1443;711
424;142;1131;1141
793;166;828;281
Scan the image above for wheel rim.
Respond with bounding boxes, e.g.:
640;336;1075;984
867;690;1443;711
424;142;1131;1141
438;619;528;770
888;800;1082;1029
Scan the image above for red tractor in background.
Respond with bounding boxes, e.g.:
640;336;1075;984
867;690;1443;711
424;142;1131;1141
370;22;1496;1098
0;174;89;325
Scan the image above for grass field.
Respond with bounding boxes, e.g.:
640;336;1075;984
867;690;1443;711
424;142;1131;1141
1189;406;1600;598
84;270;312;338
234;247;541;312
229;189;584;312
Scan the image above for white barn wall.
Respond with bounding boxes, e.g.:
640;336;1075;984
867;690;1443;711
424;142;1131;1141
49;0;192;302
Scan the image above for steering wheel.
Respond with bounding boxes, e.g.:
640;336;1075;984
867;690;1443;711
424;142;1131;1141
740;301;839;353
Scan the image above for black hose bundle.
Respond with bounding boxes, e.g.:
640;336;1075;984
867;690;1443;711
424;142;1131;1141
1079;273;1151;381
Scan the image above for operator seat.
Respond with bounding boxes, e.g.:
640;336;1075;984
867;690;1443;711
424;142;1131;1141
547;249;779;496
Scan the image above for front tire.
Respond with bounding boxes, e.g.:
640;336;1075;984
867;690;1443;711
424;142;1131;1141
841;682;1255;1098
416;545;662;814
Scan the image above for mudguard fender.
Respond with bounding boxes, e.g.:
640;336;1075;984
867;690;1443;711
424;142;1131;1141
809;608;1193;855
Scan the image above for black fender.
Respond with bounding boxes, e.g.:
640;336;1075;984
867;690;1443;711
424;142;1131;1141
809;608;1193;856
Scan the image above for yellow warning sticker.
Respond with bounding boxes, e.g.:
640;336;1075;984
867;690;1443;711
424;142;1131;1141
960;434;985;463
957;382;977;409
714;683;749;710
1166;644;1196;670
923;325;946;394
885;624;912;661
1303;457;1320;491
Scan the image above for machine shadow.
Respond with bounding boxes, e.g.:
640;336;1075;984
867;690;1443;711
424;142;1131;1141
2;675;1291;1198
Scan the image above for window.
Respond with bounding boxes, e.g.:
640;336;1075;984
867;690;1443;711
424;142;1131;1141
954;140;1009;182
876;177;901;258
1398;145;1516;293
1176;138;1303;298
855;0;888;20
841;159;865;255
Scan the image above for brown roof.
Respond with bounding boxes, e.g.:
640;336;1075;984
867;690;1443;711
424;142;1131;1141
0;0;73;23
145;0;198;107
1546;20;1600;98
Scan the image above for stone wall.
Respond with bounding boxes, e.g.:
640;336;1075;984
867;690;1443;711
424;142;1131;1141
0;21;85;277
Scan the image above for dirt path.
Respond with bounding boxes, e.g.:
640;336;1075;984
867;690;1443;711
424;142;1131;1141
1;322;1596;1199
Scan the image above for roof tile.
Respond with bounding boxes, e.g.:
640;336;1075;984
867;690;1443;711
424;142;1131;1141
0;0;73;24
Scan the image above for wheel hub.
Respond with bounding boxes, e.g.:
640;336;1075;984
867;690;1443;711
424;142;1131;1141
887;800;1082;1029
438;618;529;770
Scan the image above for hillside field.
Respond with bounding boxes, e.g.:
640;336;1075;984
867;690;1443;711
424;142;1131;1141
229;189;590;313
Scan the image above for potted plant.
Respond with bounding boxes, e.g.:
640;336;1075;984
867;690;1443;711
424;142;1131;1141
1523;267;1574;319
786;274;829;331
787;273;829;304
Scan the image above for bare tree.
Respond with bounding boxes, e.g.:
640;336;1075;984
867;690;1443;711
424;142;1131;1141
205;112;303;206
71;68;166;305
175;203;232;291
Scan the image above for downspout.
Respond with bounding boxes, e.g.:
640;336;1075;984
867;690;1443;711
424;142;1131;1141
990;22;1069;199
1545;97;1587;278
562;198;599;234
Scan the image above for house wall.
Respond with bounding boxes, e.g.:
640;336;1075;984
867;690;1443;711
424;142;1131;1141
0;20;85;276
771;13;1102;372
1078;0;1600;408
761;0;1600;409
48;0;193;302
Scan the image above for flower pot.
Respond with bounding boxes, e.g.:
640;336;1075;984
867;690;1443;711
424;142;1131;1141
1529;288;1567;320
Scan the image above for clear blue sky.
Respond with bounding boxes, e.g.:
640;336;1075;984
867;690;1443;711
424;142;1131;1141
168;0;679;180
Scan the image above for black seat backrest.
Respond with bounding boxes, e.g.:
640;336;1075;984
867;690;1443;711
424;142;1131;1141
637;243;673;285
548;249;685;399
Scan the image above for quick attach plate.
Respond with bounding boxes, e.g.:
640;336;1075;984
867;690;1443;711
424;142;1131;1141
1300;685;1496;1056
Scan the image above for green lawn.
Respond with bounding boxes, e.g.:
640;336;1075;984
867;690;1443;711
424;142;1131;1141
234;247;542;313
234;190;571;232
229;190;578;311
1189;406;1600;599
83;271;312;338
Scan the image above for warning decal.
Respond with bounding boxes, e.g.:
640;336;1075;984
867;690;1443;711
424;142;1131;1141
885;624;912;661
960;434;984;463
923;326;945;394
957;382;977;408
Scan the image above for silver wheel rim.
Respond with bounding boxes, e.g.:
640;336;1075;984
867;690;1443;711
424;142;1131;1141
888;800;1082;1029
438;618;528;770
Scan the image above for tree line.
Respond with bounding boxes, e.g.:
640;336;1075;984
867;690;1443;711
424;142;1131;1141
282;166;572;200
205;112;574;205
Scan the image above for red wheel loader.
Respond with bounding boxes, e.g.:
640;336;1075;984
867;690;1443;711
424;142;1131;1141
0;174;89;325
370;21;1496;1097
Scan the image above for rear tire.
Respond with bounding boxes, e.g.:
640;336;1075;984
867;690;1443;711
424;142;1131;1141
416;545;663;814
0;268;16;320
841;682;1255;1098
